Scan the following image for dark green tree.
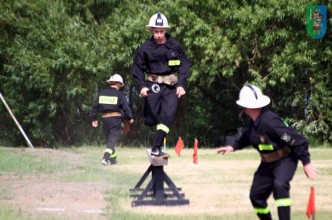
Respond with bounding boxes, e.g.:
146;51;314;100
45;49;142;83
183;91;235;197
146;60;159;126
1;0;331;147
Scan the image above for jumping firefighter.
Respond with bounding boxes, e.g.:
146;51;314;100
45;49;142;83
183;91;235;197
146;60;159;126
89;74;134;165
216;85;318;220
132;12;190;157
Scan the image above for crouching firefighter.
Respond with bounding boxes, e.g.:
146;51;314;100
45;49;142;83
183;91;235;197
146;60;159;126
89;74;134;165
216;85;318;220
132;12;190;157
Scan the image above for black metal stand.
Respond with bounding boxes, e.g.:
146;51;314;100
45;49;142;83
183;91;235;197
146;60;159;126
130;164;190;206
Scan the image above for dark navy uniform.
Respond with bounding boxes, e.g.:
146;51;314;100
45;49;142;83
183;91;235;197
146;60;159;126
132;33;190;151
233;108;311;220
89;87;133;163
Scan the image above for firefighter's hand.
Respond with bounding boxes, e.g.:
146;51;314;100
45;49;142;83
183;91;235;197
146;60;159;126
139;87;150;97
122;119;132;135
92;121;98;127
304;163;319;180
216;146;234;155
176;86;186;98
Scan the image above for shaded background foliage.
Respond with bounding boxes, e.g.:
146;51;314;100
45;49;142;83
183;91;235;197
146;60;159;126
0;0;331;148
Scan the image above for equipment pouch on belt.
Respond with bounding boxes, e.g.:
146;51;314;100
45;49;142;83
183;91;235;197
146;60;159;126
147;73;178;85
260;146;291;162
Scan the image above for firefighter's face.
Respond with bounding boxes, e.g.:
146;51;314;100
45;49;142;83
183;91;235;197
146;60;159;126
242;107;255;117
242;108;248;115
151;28;167;44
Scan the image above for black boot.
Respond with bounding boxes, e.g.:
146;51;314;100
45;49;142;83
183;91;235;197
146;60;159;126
150;146;160;156
278;206;290;220
109;157;117;165
150;146;169;158
257;213;273;220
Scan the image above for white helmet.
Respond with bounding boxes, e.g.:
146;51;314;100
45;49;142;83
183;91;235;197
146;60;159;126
106;74;124;86
146;12;170;28
236;85;270;109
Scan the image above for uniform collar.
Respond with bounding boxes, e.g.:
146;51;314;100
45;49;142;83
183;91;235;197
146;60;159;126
253;108;268;127
107;87;117;91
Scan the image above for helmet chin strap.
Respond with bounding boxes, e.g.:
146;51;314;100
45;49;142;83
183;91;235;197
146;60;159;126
245;84;258;99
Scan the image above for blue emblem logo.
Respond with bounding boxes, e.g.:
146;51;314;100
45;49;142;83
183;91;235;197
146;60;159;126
306;5;327;39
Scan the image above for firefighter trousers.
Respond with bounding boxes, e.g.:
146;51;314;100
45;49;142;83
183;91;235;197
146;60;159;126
102;116;122;158
249;156;298;220
143;82;178;148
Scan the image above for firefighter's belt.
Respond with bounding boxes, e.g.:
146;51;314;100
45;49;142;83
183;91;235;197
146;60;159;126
260;146;291;163
147;73;178;85
102;111;122;118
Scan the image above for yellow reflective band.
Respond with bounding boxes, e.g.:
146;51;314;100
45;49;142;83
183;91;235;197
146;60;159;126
276;198;291;207
283;120;289;127
110;152;117;158
168;60;180;66
156;123;170;133
254;206;270;214
258;144;274;151
105;148;113;154
99;96;118;105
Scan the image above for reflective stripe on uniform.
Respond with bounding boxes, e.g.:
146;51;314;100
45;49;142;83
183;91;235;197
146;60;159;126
254;206;270;214
168;60;180;66
105;148;113;154
258;144;274;151
283;120;289;127
275;198;291;207
99;96;118;104
156;123;170;133
105;148;117;158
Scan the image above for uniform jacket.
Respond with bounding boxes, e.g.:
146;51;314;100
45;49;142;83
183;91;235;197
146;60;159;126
89;87;133;121
132;33;190;89
233;108;311;166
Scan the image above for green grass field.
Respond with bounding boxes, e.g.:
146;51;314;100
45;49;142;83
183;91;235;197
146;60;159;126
0;146;331;220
